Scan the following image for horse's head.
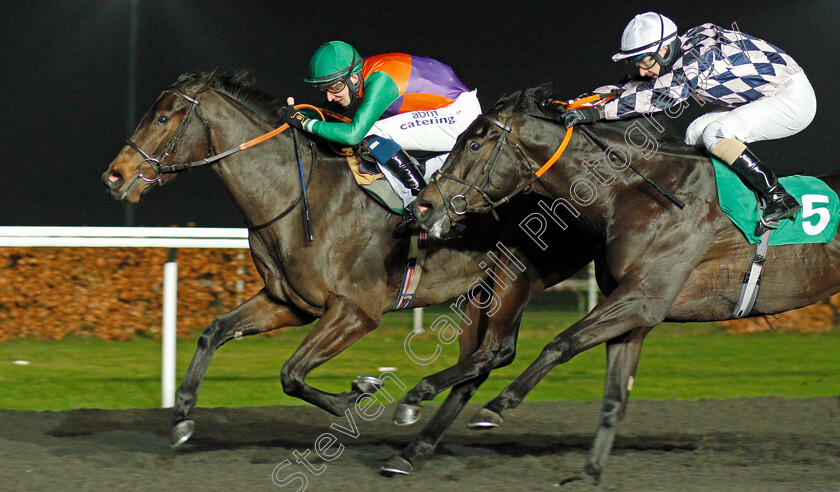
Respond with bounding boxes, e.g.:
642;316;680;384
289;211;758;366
102;74;215;202
414;87;563;239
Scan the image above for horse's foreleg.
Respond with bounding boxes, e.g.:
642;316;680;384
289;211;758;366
381;374;489;476
172;289;313;446
382;289;493;474
470;266;693;485
580;326;651;485
280;293;379;416
384;267;537;475
395;272;531;421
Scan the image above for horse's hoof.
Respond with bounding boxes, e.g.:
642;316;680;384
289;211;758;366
559;475;583;486
581;462;601;485
393;403;421;426
379;455;413;476
467;408;503;430
351;375;383;394
171;419;195;448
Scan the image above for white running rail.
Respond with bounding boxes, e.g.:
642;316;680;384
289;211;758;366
0;227;597;408
0;226;250;408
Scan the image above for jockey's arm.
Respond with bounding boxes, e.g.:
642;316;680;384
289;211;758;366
306;72;400;146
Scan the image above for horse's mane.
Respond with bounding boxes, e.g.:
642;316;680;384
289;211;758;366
490;85;704;157
173;71;285;127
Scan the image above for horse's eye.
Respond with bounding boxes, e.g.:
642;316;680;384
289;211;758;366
157;115;169;124
469;142;480;151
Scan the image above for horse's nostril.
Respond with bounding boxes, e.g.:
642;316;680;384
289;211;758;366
102;171;123;189
416;203;432;215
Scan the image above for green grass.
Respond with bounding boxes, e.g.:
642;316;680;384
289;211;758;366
1;304;838;410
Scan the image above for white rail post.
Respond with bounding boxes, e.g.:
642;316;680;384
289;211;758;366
413;307;424;333
161;250;178;408
0;226;252;408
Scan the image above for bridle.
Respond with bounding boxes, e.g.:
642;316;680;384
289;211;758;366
430;114;569;222
120;74;323;232
124;87;214;186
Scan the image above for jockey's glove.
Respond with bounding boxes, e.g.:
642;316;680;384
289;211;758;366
280;107;310;131
561;106;605;129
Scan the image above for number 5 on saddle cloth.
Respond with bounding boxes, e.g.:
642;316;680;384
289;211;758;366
712;157;840;317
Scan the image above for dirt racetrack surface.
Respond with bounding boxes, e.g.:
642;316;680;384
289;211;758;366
1;397;839;491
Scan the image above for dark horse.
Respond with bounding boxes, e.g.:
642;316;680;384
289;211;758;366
101;73;593;474
412;86;840;484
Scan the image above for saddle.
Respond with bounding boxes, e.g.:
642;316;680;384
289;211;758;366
346;143;445;215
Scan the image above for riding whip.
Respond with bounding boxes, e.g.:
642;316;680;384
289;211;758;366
548;98;685;210
289;97;315;242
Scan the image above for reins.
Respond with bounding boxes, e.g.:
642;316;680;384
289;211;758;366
151;103;349;175
548;96;685;209
432;93;684;221
431;97;587;220
124;79;354;237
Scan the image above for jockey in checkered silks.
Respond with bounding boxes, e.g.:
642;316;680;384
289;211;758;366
561;12;817;232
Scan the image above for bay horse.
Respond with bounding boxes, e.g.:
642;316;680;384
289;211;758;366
101;73;593;475
412;86;840;484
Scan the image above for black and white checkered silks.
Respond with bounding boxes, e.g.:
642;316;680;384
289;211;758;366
590;23;816;149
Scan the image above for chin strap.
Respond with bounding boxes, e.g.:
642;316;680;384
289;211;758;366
347;74;362;105
652;38;682;73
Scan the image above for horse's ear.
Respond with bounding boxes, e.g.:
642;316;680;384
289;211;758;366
199;67;221;92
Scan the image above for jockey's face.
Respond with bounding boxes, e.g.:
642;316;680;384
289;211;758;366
635;46;669;79
638;62;662;78
325;73;360;107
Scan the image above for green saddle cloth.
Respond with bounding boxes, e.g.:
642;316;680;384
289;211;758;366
711;157;840;245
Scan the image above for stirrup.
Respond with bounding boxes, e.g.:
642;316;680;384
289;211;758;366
754;214;778;237
754;193;799;236
394;211;417;236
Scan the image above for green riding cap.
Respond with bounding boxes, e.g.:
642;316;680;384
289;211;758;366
304;41;364;86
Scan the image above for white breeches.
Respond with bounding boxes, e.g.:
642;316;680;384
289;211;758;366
365;90;482;152
684;71;817;150
367;90;481;207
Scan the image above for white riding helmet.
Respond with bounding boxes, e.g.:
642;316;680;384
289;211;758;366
612;12;678;62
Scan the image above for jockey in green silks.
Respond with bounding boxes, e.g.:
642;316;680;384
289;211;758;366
281;41;481;232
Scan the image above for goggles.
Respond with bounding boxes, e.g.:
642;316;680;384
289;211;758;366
634;54;657;70
312;77;348;94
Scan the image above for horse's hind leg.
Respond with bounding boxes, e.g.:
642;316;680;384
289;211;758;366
575;326;651;485
171;289;313;447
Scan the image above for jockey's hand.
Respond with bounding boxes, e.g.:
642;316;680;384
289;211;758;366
561;107;604;129
280;107;309;131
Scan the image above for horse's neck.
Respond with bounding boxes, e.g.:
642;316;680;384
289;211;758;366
200;91;358;231
535;124;711;232
535;126;655;229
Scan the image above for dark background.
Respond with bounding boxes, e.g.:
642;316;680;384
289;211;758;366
2;0;837;227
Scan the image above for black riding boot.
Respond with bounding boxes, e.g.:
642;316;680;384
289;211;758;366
380;149;427;195
730;148;801;235
379;149;427;235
